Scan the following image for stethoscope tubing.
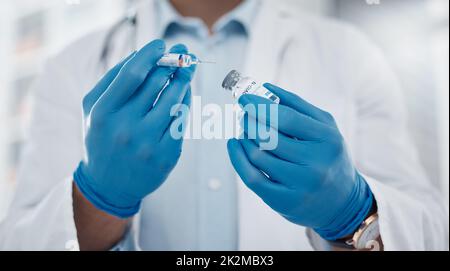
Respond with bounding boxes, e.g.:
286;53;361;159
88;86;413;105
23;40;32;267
100;9;138;70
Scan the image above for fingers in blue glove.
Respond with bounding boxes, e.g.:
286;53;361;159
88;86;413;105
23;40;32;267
239;139;302;189
263;83;337;127
82;51;136;116
145;54;197;134
227;138;291;199
239;94;332;141
160;86;192;152
241;113;316;164
126;44;188;116
96;39;166;112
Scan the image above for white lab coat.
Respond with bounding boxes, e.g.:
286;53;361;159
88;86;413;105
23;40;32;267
0;0;448;251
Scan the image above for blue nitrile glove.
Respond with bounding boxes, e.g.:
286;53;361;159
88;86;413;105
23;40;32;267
74;40;196;218
227;83;373;240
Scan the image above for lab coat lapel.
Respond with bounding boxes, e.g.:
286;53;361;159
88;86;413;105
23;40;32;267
238;1;312;250
105;0;158;66
136;0;158;50
243;1;293;84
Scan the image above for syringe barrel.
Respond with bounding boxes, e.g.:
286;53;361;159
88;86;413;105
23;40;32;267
157;53;193;68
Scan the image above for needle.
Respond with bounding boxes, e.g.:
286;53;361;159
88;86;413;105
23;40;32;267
192;59;216;65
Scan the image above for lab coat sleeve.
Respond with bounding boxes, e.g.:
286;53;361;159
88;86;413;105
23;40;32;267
0;55;84;250
342;27;448;250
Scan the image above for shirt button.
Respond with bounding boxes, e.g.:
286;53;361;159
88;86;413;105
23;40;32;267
208;178;222;191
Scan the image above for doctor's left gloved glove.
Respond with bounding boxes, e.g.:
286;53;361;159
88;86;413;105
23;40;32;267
73;40;196;218
227;83;374;241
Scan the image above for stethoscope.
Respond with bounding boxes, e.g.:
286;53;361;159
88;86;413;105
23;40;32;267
99;9;138;70
98;9;213;71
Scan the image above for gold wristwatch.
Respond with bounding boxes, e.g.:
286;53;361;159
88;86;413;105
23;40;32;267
346;213;380;250
329;212;380;250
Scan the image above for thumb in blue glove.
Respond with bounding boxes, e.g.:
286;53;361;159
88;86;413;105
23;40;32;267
74;40;196;218
227;83;374;240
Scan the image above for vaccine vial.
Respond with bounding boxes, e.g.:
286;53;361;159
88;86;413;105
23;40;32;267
222;70;280;104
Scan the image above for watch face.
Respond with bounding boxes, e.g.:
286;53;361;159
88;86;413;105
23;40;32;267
356;219;380;250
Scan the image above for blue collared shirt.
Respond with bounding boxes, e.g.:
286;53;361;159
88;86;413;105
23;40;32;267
122;0;259;250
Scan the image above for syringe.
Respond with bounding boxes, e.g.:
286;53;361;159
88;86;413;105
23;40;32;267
157;53;215;68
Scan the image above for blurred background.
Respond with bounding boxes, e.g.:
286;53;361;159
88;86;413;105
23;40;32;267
0;0;448;221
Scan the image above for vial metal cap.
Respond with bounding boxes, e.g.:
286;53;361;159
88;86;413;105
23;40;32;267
222;70;242;91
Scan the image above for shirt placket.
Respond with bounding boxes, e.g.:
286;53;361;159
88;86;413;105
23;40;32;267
196;31;238;251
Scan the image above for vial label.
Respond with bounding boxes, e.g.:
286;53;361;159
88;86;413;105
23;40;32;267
233;78;280;104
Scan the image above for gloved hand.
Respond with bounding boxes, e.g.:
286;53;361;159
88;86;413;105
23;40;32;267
74;40;196;218
227;83;373;240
